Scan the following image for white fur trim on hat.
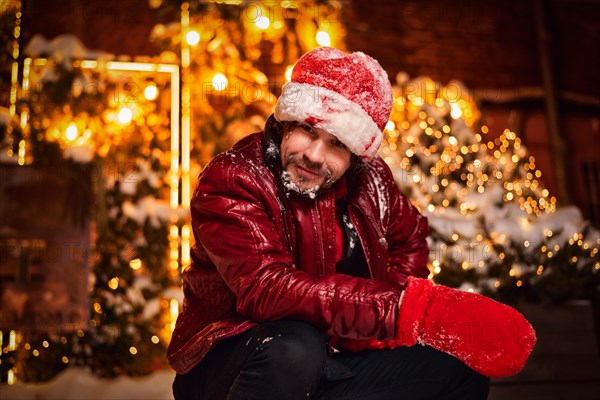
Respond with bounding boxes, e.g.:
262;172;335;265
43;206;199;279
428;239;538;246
274;82;383;160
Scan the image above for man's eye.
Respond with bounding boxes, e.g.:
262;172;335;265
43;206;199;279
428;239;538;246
300;124;314;134
333;140;347;150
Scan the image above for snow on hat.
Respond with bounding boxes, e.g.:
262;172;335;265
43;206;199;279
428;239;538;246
274;47;393;160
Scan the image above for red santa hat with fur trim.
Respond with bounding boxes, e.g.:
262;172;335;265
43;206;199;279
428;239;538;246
274;47;393;161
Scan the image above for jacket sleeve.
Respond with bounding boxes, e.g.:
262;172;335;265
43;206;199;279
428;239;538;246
382;162;431;287
192;157;402;340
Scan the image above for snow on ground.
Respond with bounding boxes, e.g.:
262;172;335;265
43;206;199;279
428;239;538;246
0;368;175;400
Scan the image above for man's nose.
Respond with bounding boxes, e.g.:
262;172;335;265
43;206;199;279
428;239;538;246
303;139;326;164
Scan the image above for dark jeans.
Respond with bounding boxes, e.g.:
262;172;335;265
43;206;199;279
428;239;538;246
173;320;489;400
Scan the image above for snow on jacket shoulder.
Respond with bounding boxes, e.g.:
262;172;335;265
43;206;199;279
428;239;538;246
167;130;429;374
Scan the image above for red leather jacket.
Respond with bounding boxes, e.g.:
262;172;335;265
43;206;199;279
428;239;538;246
167;120;430;374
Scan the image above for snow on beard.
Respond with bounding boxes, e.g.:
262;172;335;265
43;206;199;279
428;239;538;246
280;154;338;199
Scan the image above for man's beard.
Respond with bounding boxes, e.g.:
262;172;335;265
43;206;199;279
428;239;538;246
281;155;334;199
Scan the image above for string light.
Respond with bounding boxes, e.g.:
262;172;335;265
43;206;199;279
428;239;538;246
211;73;228;91
65;123;78;141
255;16;270;30
117;107;133;124
315;30;331;46
108;277;119;290
144;83;159;101
285;65;293;81
185;30;200;46
129;258;142;270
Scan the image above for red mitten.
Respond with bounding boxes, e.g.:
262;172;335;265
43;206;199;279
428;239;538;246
395;277;536;378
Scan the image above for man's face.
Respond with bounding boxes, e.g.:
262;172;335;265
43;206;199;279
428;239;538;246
280;122;352;197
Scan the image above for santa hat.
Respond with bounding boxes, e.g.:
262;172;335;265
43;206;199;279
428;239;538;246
274;47;393;160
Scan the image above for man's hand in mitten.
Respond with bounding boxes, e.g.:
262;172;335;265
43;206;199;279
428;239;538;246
398;277;536;377
339;277;536;378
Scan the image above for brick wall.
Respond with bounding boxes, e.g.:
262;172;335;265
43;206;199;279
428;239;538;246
22;0;165;57
343;0;540;90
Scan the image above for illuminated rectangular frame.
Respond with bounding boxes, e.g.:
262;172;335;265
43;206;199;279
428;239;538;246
21;58;189;272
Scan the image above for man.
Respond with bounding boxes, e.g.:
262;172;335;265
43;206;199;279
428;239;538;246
168;47;536;399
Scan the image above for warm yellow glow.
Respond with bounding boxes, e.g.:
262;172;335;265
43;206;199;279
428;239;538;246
18;139;26;166
255;16;270;30
65;123;78;141
7;369;15;385
8;330;16;351
108;277;119;290
182;224;191;266
285;65;294;82
129;258;142;270
450;102;462;119
537;265;544;275
185;30;200;46
385;120;395;131
62;356;69;364
144;83;159;101
80;60;97;69
316;30;331;46
117;107;133;124
130;346;138;355
151;335;160;344
170;298;180;331
212;73;228;91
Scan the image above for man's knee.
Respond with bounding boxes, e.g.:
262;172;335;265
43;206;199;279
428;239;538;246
257;320;326;375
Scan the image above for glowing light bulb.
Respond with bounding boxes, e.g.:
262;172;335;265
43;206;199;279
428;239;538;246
316;30;331;46
129;258;142;270
185;30;200;46
212;73;228;91
285;65;293;82
108;277;119;290
65;123;78;141
117;107;133;124
450;102;462;119
255;16;270;30
144;84;158;101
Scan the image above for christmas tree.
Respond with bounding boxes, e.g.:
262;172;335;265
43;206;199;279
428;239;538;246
382;75;600;304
